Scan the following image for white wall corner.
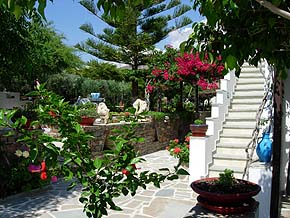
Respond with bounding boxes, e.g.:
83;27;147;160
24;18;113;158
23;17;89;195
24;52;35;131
189;136;209;183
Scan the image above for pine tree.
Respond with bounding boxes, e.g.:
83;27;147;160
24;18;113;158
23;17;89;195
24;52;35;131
76;0;192;99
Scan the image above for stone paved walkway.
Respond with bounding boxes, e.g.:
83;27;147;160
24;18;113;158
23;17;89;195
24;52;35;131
0;150;198;218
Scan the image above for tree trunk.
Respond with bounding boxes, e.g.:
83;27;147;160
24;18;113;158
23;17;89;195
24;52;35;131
270;69;283;217
177;81;183;111
131;63;139;101
195;85;199;113
132;80;139;100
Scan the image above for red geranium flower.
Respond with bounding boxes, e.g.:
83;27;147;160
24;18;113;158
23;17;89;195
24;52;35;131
122;169;130;176
174;147;181;154
48;110;56;118
174;139;179;143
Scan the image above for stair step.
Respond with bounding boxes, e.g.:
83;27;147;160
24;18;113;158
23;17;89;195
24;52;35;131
239;73;263;78
225;118;256;123
209;165;245;174
220;133;252;139
227;111;257;118
222;128;253;136
216;145;248;156
223;123;255;129
219;135;251;144
240;67;261;73
237;78;265;84
235;84;264;90
208;165;245;179
228;108;258;112
234;95;264;99
230;104;260;110
212;154;248;167
232;98;262;104
217;142;248;149
234;91;265;97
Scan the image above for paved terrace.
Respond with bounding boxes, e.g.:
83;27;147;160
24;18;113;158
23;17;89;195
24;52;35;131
1;150;289;218
0;150;198;218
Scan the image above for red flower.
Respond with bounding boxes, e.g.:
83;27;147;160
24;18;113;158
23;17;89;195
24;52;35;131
174;147;181;154
146;84;154;93
174;139;179;143
122;169;130;176
186;144;190;149
163;71;169;80
124;112;130;117
48;110;56;118
40;172;47;180
185;137;190;142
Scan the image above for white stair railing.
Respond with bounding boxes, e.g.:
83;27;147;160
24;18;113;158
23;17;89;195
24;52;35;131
189;69;236;183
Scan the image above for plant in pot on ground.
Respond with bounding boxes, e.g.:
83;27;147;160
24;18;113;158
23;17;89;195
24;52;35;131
191;169;261;214
190;119;208;137
77;102;99;125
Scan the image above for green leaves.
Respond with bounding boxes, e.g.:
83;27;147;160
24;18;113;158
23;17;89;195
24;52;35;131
225;55;238;70
93;158;103;169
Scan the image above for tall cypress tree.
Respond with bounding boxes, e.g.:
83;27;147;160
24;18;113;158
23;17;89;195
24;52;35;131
76;0;192;99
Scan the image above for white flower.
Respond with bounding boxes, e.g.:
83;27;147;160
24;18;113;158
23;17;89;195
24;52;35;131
15;150;22;157
22;151;29;158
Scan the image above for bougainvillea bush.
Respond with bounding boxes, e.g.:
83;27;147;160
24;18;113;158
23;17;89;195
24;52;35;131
0;85;188;218
147;46;225;111
166;133;191;165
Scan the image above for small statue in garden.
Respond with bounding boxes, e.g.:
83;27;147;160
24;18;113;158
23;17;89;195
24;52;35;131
97;102;110;124
133;99;148;116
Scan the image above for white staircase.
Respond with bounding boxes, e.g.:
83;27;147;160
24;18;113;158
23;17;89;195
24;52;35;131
208;63;265;179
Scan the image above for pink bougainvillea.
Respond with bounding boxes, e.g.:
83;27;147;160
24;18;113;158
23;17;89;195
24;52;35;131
148;49;224;93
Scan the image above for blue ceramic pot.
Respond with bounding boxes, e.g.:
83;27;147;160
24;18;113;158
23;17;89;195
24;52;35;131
256;132;272;163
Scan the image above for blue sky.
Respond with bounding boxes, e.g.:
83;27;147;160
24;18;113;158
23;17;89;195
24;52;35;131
45;0;203;62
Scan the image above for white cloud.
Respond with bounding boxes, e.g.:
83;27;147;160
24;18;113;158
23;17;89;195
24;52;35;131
167;27;193;49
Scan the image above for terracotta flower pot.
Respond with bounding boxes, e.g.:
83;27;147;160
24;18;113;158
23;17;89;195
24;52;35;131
191;177;261;214
80;117;96;126
190;124;208;137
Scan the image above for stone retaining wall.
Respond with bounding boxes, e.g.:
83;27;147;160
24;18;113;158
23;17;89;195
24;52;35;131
83;111;210;156
0;112;210;157
83;120;178;156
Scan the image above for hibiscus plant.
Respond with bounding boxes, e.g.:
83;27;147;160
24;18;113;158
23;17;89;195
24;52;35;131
0;85;188;218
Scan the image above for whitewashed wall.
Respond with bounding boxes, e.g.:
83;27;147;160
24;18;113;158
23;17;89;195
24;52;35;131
281;70;290;192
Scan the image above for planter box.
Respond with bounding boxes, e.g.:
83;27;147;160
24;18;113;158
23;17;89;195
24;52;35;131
190;124;208;137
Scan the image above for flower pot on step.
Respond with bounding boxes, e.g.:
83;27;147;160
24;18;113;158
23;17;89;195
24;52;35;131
190;124;208;137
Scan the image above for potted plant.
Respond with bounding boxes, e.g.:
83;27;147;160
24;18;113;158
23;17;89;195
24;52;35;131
191;169;261;214
190;119;208;137
77;103;99;126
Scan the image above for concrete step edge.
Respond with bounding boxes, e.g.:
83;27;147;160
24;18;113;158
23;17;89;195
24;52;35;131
213;153;248;160
219;134;252;138
209;165;245;173
216;143;248;149
223;125;255;129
